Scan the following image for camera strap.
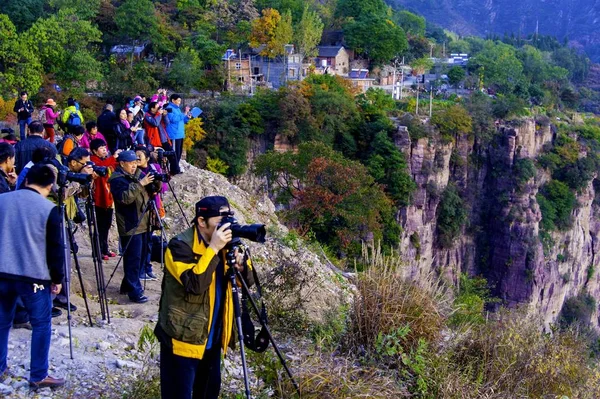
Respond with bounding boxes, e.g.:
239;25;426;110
241;247;270;353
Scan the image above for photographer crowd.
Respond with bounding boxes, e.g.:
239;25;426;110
0;91;260;397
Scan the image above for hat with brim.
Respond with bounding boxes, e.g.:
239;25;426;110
117;150;139;162
46;99;56;106
194;196;230;221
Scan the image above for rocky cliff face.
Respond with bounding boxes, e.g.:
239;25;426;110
395;118;600;329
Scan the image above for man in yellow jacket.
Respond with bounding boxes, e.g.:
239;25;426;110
155;196;254;399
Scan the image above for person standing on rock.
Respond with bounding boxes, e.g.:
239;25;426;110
13;91;34;141
155;196;255;399
164;94;190;175
0;164;66;389
109;150;156;304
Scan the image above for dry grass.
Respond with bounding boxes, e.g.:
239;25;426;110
345;244;451;355
278;351;409;399
437;308;600;399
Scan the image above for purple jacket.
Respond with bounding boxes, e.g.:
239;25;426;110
41;106;60;125
79;131;107;149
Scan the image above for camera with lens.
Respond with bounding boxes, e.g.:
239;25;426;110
148;171;170;182
218;213;266;243
85;161;108;177
156;148;176;162
43;158;92;186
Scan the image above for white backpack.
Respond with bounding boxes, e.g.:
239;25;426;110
39;107;48;124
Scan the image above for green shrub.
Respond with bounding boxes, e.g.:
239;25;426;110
430;104;472;143
559;292;596;327
513;158;536;186
537;179;576;231
587;263;596;282
437;185;468;248
449;274;494;327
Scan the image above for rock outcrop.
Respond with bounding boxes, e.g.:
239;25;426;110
395;118;600;329
163;162;350;323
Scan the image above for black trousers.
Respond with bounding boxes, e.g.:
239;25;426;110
172;138;183;174
119;234;144;300
160;342;222;399
95;206;114;255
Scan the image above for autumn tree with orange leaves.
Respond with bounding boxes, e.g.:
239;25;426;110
255;141;399;256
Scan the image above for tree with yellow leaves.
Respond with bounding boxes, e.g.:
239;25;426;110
249;8;293;81
183;117;206;151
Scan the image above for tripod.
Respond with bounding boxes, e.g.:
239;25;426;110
157;151;190;227
140;197;169;291
65;216;94;327
225;245;300;398
56;186;75;359
84;187;111;323
105;195;167;292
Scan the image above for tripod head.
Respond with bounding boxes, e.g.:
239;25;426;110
225;242;270;354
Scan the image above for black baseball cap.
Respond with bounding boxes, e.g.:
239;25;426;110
194;196;230;221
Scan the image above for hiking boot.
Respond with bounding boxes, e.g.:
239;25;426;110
147;271;158;279
102;254;109;261
107;251;117;257
51;308;62;318
29;375;65;389
53;300;77;312
130;295;148;304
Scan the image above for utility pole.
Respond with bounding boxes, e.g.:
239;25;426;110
429;85;433;118
392;63;397;99
227;51;231;92
416;89;419;115
249;52;253;96
400;56;405;99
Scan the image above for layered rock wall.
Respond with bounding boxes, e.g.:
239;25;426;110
396;118;600;329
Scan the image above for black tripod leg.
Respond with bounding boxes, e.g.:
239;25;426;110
66;222;93;327
167;181;190;227
85;199;109;322
149;200;168;271
60;211;74;360
228;271;252;399
235;270;300;396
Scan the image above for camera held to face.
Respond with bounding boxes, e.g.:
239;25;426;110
156;148;176;164
85;161;108;177
218;213;266;244
148;171;170;183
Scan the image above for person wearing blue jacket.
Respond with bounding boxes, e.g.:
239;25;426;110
164;94;190;175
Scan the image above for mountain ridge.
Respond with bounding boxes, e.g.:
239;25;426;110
389;0;600;60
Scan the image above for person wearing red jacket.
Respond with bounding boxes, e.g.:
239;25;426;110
90;139;121;260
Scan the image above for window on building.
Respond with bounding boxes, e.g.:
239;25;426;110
289;68;296;77
235;63;241;70
238;76;245;82
253;67;260;75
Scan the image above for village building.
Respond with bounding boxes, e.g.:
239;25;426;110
315;46;351;76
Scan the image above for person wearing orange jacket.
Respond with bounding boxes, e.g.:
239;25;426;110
143;101;171;148
89;139;121;260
